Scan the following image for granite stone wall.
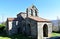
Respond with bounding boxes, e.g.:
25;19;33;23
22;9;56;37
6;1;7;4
7;21;18;35
37;22;52;39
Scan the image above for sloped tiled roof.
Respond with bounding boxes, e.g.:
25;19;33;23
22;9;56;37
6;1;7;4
28;16;50;22
7;18;17;21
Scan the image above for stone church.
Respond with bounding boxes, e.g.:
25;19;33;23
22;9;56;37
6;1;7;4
6;5;52;39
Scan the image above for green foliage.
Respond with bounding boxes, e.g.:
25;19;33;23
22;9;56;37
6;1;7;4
0;24;5;28
0;24;5;33
0;22;6;27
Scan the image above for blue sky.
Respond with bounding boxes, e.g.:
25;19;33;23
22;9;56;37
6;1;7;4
0;0;60;22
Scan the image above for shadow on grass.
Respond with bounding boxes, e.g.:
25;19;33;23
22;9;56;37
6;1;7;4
0;31;33;39
47;36;60;39
52;31;60;33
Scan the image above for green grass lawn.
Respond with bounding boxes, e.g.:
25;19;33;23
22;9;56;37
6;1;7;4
51;32;60;37
0;32;60;39
0;37;10;39
0;33;32;39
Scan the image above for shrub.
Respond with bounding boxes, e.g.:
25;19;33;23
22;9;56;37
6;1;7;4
0;24;5;33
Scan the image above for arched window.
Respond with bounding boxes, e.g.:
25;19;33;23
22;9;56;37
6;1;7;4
26;8;28;17
43;24;48;37
26;8;28;13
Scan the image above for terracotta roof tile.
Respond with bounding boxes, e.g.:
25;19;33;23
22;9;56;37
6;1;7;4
7;18;17;21
28;16;50;22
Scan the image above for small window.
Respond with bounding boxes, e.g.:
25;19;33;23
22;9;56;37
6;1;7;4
16;21;18;25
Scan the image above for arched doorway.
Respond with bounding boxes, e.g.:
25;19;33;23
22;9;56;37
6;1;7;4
43;24;48;37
